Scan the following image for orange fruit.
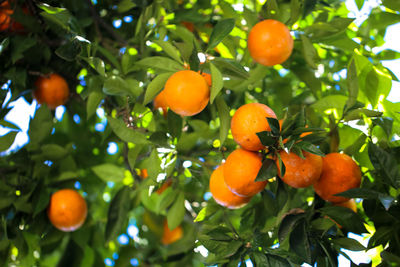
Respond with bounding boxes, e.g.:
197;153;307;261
156;179;172;195
161;220;183;245
0;1;12;31
34;73;70;109
248;19;294;66
200;72;212;87
223;148;266;197
153;90;168;116
181;21;194;32
47;189;87;232
231;103;277;151
313;153;361;203
210;164;251;209
276;150;322;188
334;198;357;213
139;169;149;179
163;70;210;116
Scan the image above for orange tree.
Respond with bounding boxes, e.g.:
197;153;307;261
1;0;400;266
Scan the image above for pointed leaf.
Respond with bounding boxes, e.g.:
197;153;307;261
215;96;230;146
208;18;235;50
255;159;278;182
143;72;173;105
105;186;131;242
167;192;185;230
209;63;224;103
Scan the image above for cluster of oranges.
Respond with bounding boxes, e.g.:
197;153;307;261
210;101;361;211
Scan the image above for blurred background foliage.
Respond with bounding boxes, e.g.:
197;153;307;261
0;0;400;266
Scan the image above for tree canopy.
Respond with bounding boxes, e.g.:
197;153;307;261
1;0;400;266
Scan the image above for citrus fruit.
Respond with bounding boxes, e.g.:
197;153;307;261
277;150;322;188
161;220;183;245
248;19;294;66
201;72;212;87
210;164;251;209
0;1;12;31
181;21;194;32
139;169;149;179
156;179;172;195
334;198;357;213
223;148;266;197
47;189;87;232
313;153;361;203
153;90;168;116
231;103;277;151
34;73;70;109
163;70;210;116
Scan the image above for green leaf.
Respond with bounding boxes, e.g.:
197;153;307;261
39;5;72;31
55;37;82;61
255;159;278;182
355;0;364;9
368;143;400;188
290;219;311;263
336;188;394;210
117;0;137;12
343;109;382;121
86;91;103;120
11;37;36;64
167;109;183;139
103;76;131;96
209;63;224;104
215;96;230;146
41;144;68;160
296;142;325;156
105;186;131;242
208;18;235;50
92;164;125;182
320;206;367;234
32;185;50;217
135;56;184;72
332;237;366;251
127;144;144;170
85;57;105;76
278;213;305;243
212;58;249;79
364;66;392;107
301;35;318;69
382;0;400;11
167;192;185;230
267;117;280;136
256;131;278;146
311;95;348;118
143;72;173;105
28;106;53;146
381;250;400;264
107;116;149;144
344;58;359;113
194;203;219;222
0;131;17;152
153;40;183;64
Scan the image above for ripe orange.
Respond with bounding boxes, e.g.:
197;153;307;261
313;153;361;203
163;70;210;116
156;179;172;195
161;220;183;245
139;168;149;179
248;19;294;66
277;150;322;188
0;1;12;31
200;72;212;87
334;198;357;213
210;164;251;209
223;148;266;197
47;189;87;232
153;90;168;116
34;73;70;109
231;103;277;151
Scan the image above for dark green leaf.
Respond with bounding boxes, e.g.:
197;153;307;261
296;142;325;156
153;40;183;64
167;192;185;230
255;159;278;182
107;116;149;144
251;252;269;266
55;37;82;61
212;58;249;79
86;91;103;120
278;213;305;243
28;106;53;146
103;76;130;96
41;144;68;160
336;188;394;210
215;96;230;146
267;117;280;136
368;142;400;188
92;164;125;182
105;186;131;242
135;56;184;72
382;0;400;11
320;206;367;234
332;237;366;251
167;109;183;139
344;58;359;113
208;18;235;50
381;250;400;264
290;219;311;263
209;63;224;104
301;35;318;69
143;72;173;105
256;131;278;146
0;131;17;152
344;109;382;121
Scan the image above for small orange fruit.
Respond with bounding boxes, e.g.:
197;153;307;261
47;189;87;232
0;1;12;31
201;72;212;87
210;164;251;209
161;220;183;245
156;179;172;195
163;70;210;116
181;21;194;32
334;198;357;213
139;169;149;179
223;148;266;197
248;19;294;66
34;73;70;109
153;90;168;116
276;150;322;188
313;153;361;203
231;103;277;151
